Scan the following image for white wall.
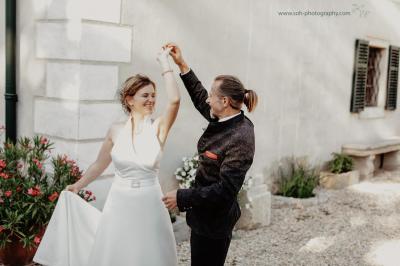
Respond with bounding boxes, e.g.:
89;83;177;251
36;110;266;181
8;0;400;208
16;0;130;209
120;0;400;185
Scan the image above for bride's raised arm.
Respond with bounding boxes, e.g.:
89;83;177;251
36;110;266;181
154;47;181;146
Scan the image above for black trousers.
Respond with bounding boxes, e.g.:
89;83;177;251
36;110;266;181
190;231;232;266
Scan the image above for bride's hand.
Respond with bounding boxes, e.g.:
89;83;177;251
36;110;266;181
157;47;172;69
65;184;80;194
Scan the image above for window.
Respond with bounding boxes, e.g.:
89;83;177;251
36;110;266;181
365;47;383;107
351;39;399;114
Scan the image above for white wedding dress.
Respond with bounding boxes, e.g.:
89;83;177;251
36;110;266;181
33;116;178;266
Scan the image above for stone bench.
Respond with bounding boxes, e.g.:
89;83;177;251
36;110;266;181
342;138;400;180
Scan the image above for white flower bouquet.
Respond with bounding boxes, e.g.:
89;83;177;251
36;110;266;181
175;154;199;189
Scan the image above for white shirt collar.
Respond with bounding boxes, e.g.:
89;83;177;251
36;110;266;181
218;112;241;122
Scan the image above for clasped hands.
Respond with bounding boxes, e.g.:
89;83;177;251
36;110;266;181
162;189;177;210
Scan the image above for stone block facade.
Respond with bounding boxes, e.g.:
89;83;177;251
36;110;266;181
33;0;132;209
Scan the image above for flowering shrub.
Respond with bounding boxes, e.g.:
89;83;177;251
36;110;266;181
175;154;199;189
78;190;96;202
0;136;94;249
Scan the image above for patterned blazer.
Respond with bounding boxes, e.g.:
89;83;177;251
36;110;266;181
177;70;255;239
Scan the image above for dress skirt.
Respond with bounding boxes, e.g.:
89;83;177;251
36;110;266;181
33;175;178;266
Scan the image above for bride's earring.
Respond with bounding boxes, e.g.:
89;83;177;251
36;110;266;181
126;101;134;110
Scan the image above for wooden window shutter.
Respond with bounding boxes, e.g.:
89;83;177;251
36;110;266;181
385;45;399;110
351;39;369;113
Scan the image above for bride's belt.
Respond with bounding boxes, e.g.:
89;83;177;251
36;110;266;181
113;174;158;188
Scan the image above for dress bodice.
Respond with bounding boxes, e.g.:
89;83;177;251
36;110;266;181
110;116;162;181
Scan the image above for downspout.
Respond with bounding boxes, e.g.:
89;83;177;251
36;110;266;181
5;0;17;143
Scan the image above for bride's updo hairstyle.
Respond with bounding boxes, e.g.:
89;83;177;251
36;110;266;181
119;74;156;114
214;75;258;112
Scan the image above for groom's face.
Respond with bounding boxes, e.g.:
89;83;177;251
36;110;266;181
206;80;226;118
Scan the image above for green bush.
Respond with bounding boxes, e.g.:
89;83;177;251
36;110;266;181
329;152;353;174
277;157;318;198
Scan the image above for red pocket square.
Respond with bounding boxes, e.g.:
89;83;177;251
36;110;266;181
204;151;218;160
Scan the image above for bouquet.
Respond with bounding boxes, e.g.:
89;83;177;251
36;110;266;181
174;154;199;189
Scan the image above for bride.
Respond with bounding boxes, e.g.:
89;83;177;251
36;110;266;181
33;47;180;266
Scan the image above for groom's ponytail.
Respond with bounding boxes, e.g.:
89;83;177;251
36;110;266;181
243;89;258;113
214;75;258;113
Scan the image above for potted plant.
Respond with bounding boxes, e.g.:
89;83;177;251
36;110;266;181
0;135;95;265
319;152;359;189
276;157;319;198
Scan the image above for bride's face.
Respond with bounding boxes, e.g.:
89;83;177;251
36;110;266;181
126;84;156;115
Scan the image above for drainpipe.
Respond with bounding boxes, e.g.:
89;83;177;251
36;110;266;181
5;0;17;143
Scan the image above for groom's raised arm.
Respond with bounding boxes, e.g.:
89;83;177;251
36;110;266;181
165;42;214;122
180;70;213;121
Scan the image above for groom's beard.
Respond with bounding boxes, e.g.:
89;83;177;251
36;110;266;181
210;110;219;120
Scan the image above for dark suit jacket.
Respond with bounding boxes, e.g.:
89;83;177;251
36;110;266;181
176;69;255;239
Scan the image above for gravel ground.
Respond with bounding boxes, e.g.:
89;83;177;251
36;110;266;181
177;170;400;266
3;171;400;266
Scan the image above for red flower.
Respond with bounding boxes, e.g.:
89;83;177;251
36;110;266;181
27;188;34;195
4;191;12;197
78;190;96;202
40;137;48;145
16;186;22;192
34;236;41;245
27;185;42;197
32;159;43;169
0;160;6;169
60;155;68;164
71;166;79;175
48;192;59;202
0;225;4;233
0;173;9;179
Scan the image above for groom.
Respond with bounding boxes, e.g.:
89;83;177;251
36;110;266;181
162;43;256;266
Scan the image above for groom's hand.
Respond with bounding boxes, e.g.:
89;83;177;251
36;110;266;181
162;190;178;210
